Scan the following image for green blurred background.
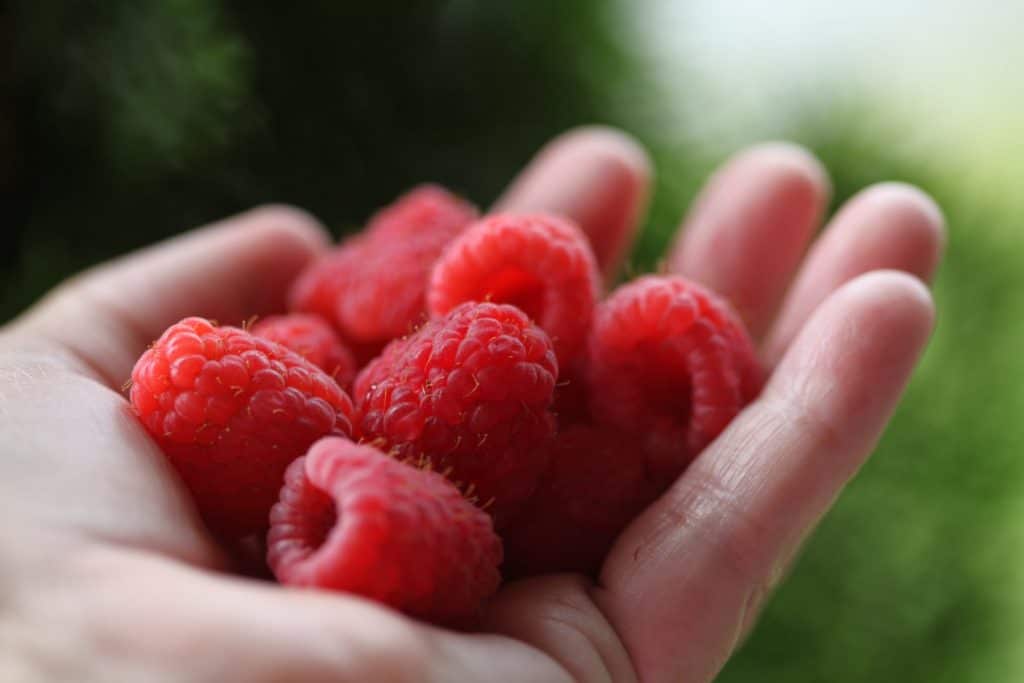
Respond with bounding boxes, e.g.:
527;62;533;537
6;2;1024;680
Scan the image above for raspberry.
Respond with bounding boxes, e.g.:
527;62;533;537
287;240;363;334
251;314;357;388
502;425;656;577
288;185;478;347
353;302;558;524
428;213;600;365
267;437;502;625
587;275;763;486
129;317;356;538
551;363;592;430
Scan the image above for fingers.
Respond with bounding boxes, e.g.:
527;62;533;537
495;126;652;282
665;143;829;338
8;206;328;387
597;271;935;683
762;183;945;366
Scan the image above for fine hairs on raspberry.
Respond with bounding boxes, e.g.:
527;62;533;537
127;181;768;622
586;275;763;487
267;437;503;625
353;301;559;525
428;213;601;365
252;313;357;388
288;185;479;348
129;316;355;539
503;275;763;576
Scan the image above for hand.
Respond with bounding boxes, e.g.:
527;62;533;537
0;127;943;682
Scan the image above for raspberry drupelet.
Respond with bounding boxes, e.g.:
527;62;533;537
428;213;600;366
288;185;478;352
252;313;357;388
353;301;559;525
587;275;763;487
267;437;503;625
129;317;355;538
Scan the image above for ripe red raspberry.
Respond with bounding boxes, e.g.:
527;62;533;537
353;302;558;524
129;317;356;538
428;213;600;365
251;314;357;388
551;363;592;429
502;425;656;577
287;242;363;335
288;185;478;347
587;275;763;486
267;437;502;625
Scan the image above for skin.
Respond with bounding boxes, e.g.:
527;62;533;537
0;126;944;682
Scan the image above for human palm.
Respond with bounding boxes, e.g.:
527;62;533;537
0;128;943;682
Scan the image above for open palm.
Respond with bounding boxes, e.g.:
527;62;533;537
0;128;943;682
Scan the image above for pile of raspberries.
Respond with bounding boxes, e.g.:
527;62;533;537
130;185;763;626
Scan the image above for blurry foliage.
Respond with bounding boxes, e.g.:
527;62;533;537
8;3;1024;682
16;0;252;175
5;0;623;319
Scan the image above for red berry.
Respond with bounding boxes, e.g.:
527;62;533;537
267;437;502;625
551;362;592;430
502;425;656;577
288;185;478;346
587;275;763;486
353;302;558;524
251;314;357;388
129;317;355;538
428;213;600;365
287;241;363;334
